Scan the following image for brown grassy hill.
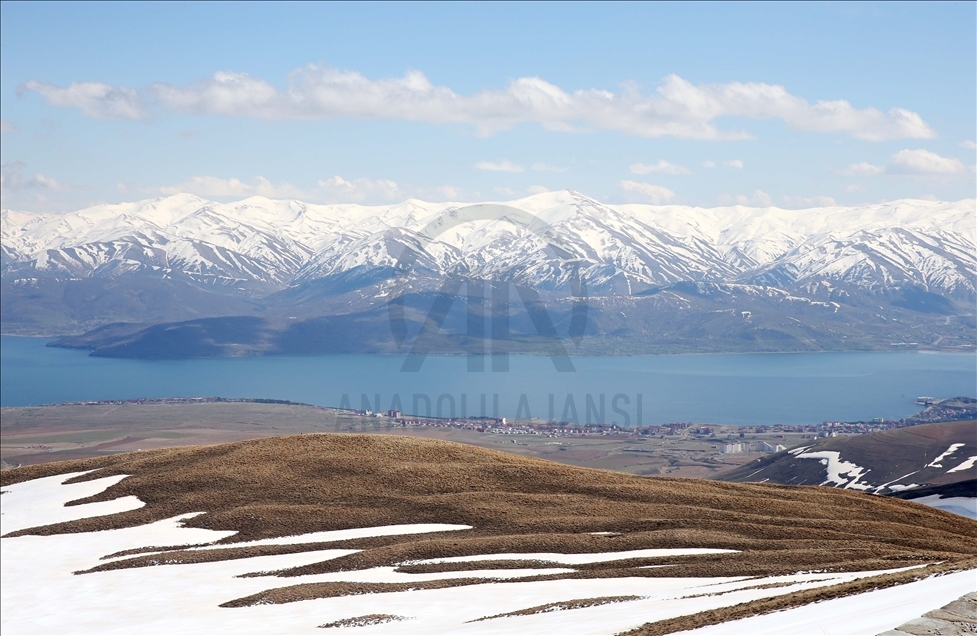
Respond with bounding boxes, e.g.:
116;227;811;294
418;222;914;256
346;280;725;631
719;420;976;491
3;434;976;632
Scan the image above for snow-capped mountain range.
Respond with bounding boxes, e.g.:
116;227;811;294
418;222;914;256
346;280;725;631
3;190;974;301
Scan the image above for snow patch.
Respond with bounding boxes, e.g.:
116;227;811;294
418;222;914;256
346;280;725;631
906;495;977;520
946;455;977;474
0;470;965;635
794;450;873;490
407;548;737;567
674;569;977;636
926;443;966;468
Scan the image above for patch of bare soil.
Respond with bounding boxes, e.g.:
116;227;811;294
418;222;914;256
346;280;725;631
2;434;975;632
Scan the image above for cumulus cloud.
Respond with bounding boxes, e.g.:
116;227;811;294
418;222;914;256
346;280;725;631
888;149;965;175
153;174;484;203
629;160;691;175
702;160;716;168
19;80;145;120
0;119;18;134
960;140;977;150
841;161;886;176
723;159;744;169
619;180;676;204
317;175;403;202
495;185;551;198
719;190;773;207
783;194;838;207
841;149;967;177
19;67;936;140
474;160;523;173
154;175;310;199
0;162;65;191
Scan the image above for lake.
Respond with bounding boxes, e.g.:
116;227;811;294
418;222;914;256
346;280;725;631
1;336;974;425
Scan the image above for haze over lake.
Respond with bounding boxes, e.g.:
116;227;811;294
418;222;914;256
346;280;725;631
2;336;973;425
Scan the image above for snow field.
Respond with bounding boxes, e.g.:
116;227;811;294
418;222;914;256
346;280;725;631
406;547;737;566
674;569;977;636
2;471;971;635
0;472;145;534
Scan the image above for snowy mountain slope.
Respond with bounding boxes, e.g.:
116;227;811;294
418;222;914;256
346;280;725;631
5;192;973;296
743;227;977;298
2;192;975;335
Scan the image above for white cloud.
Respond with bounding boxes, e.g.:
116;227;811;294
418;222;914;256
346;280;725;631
317;175;402;202
844;184;865;192
889;148;965;175
20;68;936;140
841;161;885;176
701;160;716;168
474;160;523;173
723;159;744;169
153;174;484;203
783;194;838;207
749;190;773;206
960;140;977;150
423;185;469;201
719;189;772;206
0;119;18;134
155;176;312;200
0;162;65;191
629;160;691;175
531;162;567;172
495;185;551;198
841;149;968;177
619;180;676;204
19;80;145;120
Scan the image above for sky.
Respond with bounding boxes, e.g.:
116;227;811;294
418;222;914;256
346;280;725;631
0;1;975;213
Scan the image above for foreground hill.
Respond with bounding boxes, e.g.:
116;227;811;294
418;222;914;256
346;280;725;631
2;434;975;634
719;421;976;499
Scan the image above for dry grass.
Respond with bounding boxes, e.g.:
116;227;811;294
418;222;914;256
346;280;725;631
2;433;975;630
318;614;408;629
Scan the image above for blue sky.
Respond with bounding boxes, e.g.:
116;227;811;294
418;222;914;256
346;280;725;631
1;1;974;212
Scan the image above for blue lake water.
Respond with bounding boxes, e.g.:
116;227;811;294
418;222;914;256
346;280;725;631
1;336;974;426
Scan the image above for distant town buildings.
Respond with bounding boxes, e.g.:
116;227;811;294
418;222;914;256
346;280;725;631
720;441;787;454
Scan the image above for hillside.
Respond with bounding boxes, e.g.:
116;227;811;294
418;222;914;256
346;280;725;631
4;192;975;355
719;421;976;497
2;434;976;634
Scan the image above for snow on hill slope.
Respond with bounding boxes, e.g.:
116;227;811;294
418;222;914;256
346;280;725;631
720;420;977;511
2;435;976;635
3;192;974;298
